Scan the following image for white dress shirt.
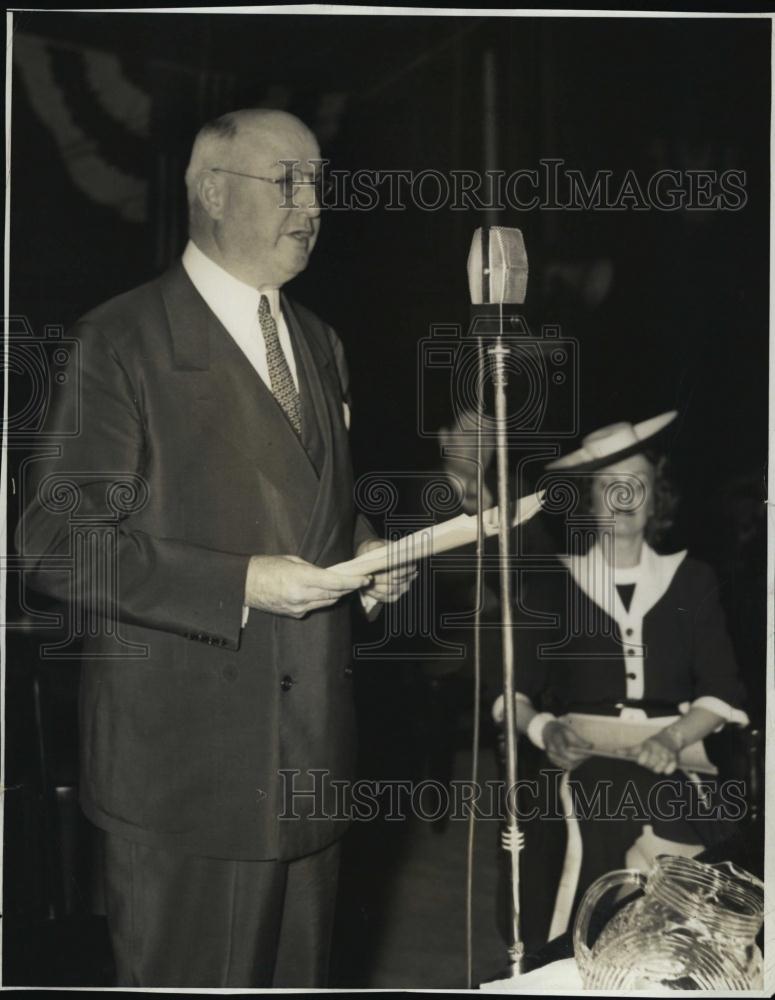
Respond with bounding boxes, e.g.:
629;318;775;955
182;239;299;392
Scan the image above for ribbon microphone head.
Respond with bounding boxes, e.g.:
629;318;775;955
467;226;528;306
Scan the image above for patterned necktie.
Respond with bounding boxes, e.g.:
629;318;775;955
258;295;302;435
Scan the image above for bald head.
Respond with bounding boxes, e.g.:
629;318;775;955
184;109;323;288
185;109;319;207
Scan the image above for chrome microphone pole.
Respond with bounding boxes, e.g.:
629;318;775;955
467;225;528;983
489;303;524;978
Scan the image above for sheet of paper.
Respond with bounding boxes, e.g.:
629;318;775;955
563;712;718;775
328;491;544;576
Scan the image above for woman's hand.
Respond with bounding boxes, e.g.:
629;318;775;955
628;728;682;775
543;720;593;771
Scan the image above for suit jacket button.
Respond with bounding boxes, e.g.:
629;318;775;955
222;665;238;682
281;675;296;692
344;665;353;677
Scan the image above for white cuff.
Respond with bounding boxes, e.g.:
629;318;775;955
527;712;558;751
242;605;250;628
690;696;750;728
491;691;532;725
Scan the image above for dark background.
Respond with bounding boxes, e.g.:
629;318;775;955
4;10;770;987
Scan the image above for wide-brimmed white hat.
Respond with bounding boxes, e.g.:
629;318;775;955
546;411;678;472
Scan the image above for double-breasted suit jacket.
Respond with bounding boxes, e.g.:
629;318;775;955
17;262;375;861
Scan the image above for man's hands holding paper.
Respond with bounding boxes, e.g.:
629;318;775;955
245;555;372;619
244;545;418;620
355;538;419;604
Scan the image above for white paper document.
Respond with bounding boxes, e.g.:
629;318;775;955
328;491;544;576
563;712;718;775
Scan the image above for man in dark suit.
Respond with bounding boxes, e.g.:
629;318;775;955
16;108;415;988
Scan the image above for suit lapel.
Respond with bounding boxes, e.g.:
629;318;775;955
282;295;345;564
159;265;321;547
161;261;211;371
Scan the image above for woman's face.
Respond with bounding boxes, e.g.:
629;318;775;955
589;452;655;538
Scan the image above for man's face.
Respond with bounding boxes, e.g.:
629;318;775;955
216;122;322;288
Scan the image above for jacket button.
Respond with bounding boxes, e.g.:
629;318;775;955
344;665;353;677
222;665;238;682
280;675;296;692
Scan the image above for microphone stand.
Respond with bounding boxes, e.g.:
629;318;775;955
488;303;525;978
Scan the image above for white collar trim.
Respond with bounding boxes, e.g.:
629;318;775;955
560;541;687;626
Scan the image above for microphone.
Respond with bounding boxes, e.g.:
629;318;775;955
467;226;528;306
465;225;530;977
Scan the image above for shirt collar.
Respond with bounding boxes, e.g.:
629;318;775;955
182;240;281;337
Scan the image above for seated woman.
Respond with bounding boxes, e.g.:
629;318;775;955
495;410;749;944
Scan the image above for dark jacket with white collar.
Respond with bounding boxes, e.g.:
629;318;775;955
515;545;747;721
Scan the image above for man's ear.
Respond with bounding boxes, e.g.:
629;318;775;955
197;170;226;220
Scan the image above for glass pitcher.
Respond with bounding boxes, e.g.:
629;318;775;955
573;855;764;990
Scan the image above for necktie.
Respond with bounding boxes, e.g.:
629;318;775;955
258;295;302;435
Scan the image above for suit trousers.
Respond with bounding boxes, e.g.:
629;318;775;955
101;830;341;988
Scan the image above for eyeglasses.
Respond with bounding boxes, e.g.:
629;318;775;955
210;167;333;205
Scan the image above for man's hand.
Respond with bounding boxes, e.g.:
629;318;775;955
543;720;594;771
245;555;372;619
356;539;418;604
